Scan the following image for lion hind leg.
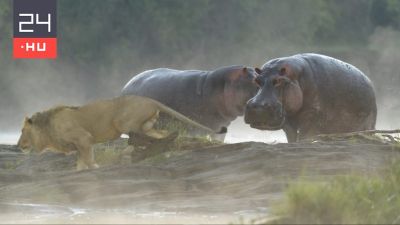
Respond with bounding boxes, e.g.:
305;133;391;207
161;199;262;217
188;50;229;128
144;129;170;139
141;110;159;131
140;110;170;139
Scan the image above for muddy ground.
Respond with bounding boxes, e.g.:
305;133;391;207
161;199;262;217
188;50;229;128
0;138;399;224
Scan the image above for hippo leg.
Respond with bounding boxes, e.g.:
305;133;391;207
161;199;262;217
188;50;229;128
298;126;320;141
295;109;322;141
283;123;298;143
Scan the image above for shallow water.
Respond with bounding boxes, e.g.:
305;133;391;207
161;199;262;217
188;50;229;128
0;202;268;224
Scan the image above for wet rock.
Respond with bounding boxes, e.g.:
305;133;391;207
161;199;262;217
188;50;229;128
0;145;24;170
15;152;76;172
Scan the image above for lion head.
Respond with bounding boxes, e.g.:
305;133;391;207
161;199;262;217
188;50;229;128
17;106;77;153
17;111;55;153
17;117;38;153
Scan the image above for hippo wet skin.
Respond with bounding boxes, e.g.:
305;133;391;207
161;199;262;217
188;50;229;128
121;66;258;139
245;53;377;142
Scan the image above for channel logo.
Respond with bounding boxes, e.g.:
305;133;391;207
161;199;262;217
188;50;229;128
13;0;57;59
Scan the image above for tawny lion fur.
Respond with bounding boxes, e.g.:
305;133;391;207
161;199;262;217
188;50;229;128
17;95;215;170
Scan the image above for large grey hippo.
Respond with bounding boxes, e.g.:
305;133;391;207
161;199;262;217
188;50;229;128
122;66;258;139
244;53;377;142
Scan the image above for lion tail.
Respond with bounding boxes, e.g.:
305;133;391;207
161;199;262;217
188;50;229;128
154;101;226;134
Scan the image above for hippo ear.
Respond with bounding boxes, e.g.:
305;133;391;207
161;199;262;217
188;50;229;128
279;67;286;75
283;81;303;114
228;68;248;81
255;68;262;75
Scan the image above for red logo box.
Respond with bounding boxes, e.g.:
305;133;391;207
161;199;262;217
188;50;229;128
13;38;57;59
13;0;57;59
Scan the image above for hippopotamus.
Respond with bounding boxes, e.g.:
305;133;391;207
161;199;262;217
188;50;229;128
244;53;377;142
121;66;258;140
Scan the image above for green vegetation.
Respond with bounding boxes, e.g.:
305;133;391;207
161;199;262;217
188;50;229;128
140;135;221;164
173;135;221;150
269;160;400;224
155;117;191;137
92;130;220;166
94;147;124;166
133;135;221;164
93;138;129;165
155;117;222;148
314;131;400;147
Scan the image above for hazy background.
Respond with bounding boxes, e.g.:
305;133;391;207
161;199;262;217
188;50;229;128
1;0;399;143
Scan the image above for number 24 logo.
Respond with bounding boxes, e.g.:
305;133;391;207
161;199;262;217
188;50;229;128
19;13;51;33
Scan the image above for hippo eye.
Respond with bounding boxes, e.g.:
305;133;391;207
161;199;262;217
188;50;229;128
272;79;280;87
272;78;285;87
279;67;286;75
254;77;263;87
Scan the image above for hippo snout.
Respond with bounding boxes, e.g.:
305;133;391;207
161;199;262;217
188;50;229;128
244;99;285;130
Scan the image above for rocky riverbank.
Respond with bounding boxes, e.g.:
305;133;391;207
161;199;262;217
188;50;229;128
0;139;399;224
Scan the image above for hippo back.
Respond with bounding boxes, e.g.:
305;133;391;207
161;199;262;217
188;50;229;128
121;68;219;129
122;69;206;104
301;53;376;121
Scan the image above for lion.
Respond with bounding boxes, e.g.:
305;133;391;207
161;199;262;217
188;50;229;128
17;95;224;170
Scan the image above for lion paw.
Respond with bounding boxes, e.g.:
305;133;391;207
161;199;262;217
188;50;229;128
76;163;89;171
90;163;100;169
